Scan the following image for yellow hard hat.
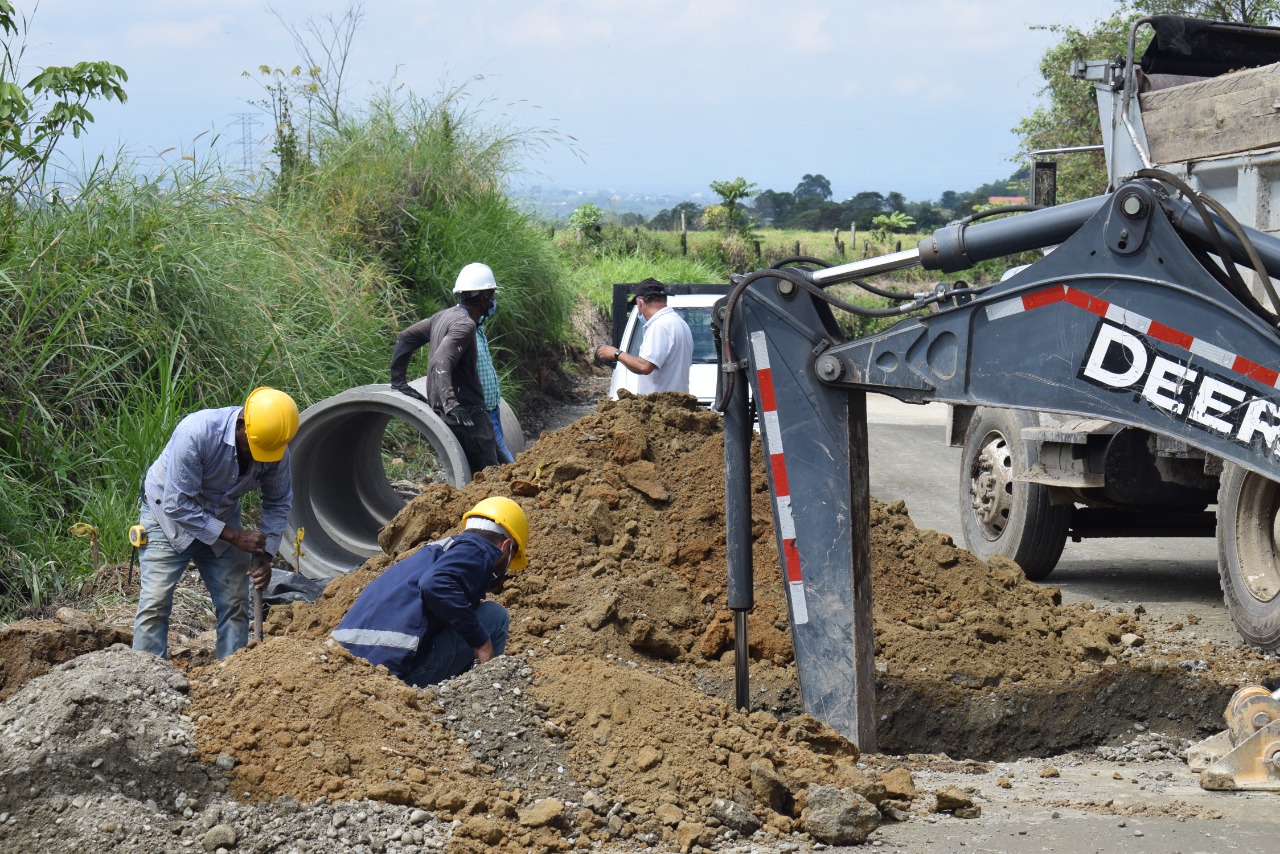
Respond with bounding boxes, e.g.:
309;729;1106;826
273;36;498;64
462;496;528;571
243;387;299;463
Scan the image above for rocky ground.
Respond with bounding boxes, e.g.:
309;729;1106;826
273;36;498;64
2;369;1279;852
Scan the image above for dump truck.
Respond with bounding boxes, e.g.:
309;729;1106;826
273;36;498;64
944;15;1280;651
714;15;1280;778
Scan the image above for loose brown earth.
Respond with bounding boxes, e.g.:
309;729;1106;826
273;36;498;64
3;388;1280;851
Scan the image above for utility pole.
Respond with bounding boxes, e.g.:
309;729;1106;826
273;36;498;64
231;112;261;174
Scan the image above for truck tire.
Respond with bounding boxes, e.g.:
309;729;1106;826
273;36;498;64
1216;463;1280;651
958;407;1070;580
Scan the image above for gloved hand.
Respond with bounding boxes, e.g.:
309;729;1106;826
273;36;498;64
444;405;475;428
393;383;429;404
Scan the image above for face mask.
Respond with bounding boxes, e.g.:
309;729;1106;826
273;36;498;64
483;295;498;320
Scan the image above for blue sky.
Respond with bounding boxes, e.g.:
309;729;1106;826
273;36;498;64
26;0;1121;203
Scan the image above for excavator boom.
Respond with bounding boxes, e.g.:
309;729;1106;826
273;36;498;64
719;178;1280;747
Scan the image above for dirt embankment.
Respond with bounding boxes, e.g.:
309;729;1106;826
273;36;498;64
3;390;1280;852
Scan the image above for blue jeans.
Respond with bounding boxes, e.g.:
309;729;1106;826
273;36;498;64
405;601;509;687
489;407;515;464
132;505;251;659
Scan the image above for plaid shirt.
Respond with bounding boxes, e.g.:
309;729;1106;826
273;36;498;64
475;322;502;411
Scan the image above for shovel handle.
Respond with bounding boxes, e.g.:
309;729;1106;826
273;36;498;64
252;587;263;642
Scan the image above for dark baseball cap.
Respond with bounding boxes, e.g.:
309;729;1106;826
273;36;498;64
630;279;668;304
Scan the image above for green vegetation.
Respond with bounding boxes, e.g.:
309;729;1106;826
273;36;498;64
0;0;127;200
0;152;406;613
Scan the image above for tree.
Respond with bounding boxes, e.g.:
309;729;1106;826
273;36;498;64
1129;0;1280;23
568;201;603;232
0;1;128;200
247;64;314;192
708;176;757;235
1013;11;1129;202
753;189;795;227
270;1;365;133
793;173;832;205
673;201;703;230
870;211;916;245
248;3;365;191
907;200;948;231
652;200;704;231
885;191;908;214
844;191;887;230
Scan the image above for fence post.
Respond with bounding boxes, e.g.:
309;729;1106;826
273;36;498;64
754;240;761;262
681;212;688;256
794;240;800;256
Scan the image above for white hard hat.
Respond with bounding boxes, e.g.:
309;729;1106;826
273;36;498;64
453;262;498;294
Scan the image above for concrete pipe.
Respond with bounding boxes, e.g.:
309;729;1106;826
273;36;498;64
280;379;523;579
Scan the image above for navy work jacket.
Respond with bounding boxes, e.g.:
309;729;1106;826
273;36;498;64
332;532;500;678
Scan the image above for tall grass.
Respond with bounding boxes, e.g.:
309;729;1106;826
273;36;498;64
565;253;724;313
291;86;576;402
0;150;408;615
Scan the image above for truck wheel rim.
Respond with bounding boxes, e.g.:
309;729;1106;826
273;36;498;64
969;430;1013;541
1235;471;1280;604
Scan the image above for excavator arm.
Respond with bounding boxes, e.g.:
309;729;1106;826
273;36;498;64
718;177;1280;747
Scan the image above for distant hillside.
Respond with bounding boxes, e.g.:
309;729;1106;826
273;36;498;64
515;185;710;221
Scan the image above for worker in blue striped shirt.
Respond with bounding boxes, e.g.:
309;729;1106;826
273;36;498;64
132;387;298;659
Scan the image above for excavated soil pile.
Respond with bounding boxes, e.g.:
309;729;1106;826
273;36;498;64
271;392;1139;683
158;390;1259;849
266;392;1249;759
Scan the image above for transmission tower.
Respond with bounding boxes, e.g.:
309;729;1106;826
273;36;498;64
231;113;261;173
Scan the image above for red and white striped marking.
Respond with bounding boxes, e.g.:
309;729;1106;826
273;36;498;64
987;284;1280;389
750;331;808;625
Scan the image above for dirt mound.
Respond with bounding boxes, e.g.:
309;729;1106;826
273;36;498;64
524;654;881;837
271;391;1136;687
189;636;469;803
0;607;131;702
186;390;1236;845
0;644;456;852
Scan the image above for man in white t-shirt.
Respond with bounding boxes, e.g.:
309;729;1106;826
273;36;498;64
595;280;693;394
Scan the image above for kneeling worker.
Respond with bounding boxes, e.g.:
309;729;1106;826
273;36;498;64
332;497;528;686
